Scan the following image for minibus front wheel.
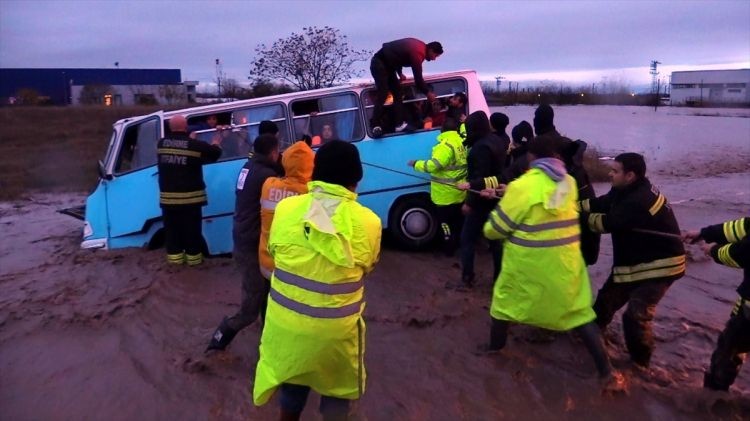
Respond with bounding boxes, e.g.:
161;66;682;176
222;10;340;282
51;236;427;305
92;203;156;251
388;195;437;250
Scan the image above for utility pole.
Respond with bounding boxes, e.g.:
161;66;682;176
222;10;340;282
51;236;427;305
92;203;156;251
495;75;505;92
649;60;661;94
215;58;225;97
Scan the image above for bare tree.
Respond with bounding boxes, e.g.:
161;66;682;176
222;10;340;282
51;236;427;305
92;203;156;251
249;26;371;91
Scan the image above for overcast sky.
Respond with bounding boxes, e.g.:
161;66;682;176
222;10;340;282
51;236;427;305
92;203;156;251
1;0;749;90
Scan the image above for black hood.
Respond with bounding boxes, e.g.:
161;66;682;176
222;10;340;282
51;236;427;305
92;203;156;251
464;111;491;146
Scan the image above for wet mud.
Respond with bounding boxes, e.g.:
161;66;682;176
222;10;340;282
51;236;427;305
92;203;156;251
1;172;749;420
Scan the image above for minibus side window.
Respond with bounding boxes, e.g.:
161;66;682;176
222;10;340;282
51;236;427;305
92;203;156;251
362;78;468;137
291;93;363;146
186;113;242;159
232;104;290;151
115;117;160;174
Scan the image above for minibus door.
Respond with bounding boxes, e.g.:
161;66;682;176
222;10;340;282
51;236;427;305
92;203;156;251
105;111;164;245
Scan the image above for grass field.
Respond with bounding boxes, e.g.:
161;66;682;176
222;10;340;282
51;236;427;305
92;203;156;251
0;106;611;201
0;106;160;200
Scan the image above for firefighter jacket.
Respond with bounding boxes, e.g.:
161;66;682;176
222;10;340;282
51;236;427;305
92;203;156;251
157;132;221;208
233;154;282;254
253;180;381;404
412;130;468;206
581;177;686;283
483;158;595;331
258;141;315;279
700;217;749;299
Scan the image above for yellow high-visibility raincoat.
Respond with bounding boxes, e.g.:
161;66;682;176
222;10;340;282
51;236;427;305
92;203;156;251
412;130;468;206
483;160;595;330
253;180;381;404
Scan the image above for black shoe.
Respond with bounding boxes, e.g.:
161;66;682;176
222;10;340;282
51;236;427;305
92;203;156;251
372;126;383;138
206;317;238;352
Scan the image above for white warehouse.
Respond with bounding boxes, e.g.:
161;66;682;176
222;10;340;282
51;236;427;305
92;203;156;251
670;69;750;106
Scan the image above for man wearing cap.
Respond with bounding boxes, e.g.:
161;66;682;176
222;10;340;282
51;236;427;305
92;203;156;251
253;140;381;420
156;115;222;266
370;38;443;137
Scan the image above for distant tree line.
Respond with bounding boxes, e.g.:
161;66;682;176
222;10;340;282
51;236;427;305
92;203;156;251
482;80;664;107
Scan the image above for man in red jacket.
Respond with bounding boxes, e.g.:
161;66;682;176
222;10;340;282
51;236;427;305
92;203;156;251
370;38;443;137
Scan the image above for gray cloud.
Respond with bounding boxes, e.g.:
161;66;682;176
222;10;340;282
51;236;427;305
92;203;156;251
1;0;748;86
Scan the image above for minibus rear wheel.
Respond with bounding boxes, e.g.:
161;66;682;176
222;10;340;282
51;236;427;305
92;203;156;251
388;195;437;250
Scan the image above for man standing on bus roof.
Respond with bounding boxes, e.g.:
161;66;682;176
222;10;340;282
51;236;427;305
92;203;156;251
206;134;282;352
157;115;222;266
370;38;443;138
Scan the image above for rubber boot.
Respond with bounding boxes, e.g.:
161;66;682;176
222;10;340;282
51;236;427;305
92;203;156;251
206;317;238;352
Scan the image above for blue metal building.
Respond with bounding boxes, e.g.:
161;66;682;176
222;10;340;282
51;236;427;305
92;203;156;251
0;68;182;105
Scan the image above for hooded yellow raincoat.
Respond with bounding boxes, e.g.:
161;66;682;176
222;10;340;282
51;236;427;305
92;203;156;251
253;181;381;404
258;141;315;279
483;159;595;331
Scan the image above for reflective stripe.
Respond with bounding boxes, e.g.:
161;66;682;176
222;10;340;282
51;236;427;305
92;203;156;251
274;268;363;295
580;199;590;213
488;215;511;237
483;176;498;189
431;176;461;184
158;148;202;158
588;213;605;233
166;253;184;264
430;158;443;170
269;288;363;319
649;194;665;216
161;190;206;198
518;218;578;232
160;195;207;205
724;218;747;243
160;190;207;205
495;209;518;231
718;244;740;268
507;234;580;248
186;253;203;266
261;199;278;211
444;164;465;171
612;255;686;283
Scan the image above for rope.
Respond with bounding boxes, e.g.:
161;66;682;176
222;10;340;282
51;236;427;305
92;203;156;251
632;228;683;240
361;161;500;199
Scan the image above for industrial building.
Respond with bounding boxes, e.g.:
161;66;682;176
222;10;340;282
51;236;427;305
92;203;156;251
670;69;750;106
0;68;198;106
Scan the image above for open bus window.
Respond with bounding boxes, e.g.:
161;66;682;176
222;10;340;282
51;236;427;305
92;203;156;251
232;103;290;151
291;93;363;146
186;112;244;159
362;78;468;136
115;117;159;174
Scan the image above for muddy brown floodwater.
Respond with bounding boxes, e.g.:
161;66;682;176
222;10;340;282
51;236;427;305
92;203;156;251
1;172;749;420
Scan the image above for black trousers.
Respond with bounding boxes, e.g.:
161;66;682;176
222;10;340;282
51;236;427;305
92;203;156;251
704;298;750;391
370;56;403;130
162;205;203;256
489;318;612;377
593;275;675;367
460;206;501;281
436;203;463;256
226;249;270;332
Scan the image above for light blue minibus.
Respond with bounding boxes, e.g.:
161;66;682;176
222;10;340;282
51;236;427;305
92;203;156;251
63;70;489;254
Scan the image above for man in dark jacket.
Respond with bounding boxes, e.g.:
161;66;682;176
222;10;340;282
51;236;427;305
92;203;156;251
489;112;511;152
370;38;443;137
454;111;506;289
157;115;222;266
583;152;685;369
207;134;282;351
503;120;533;181
684;217;749;391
